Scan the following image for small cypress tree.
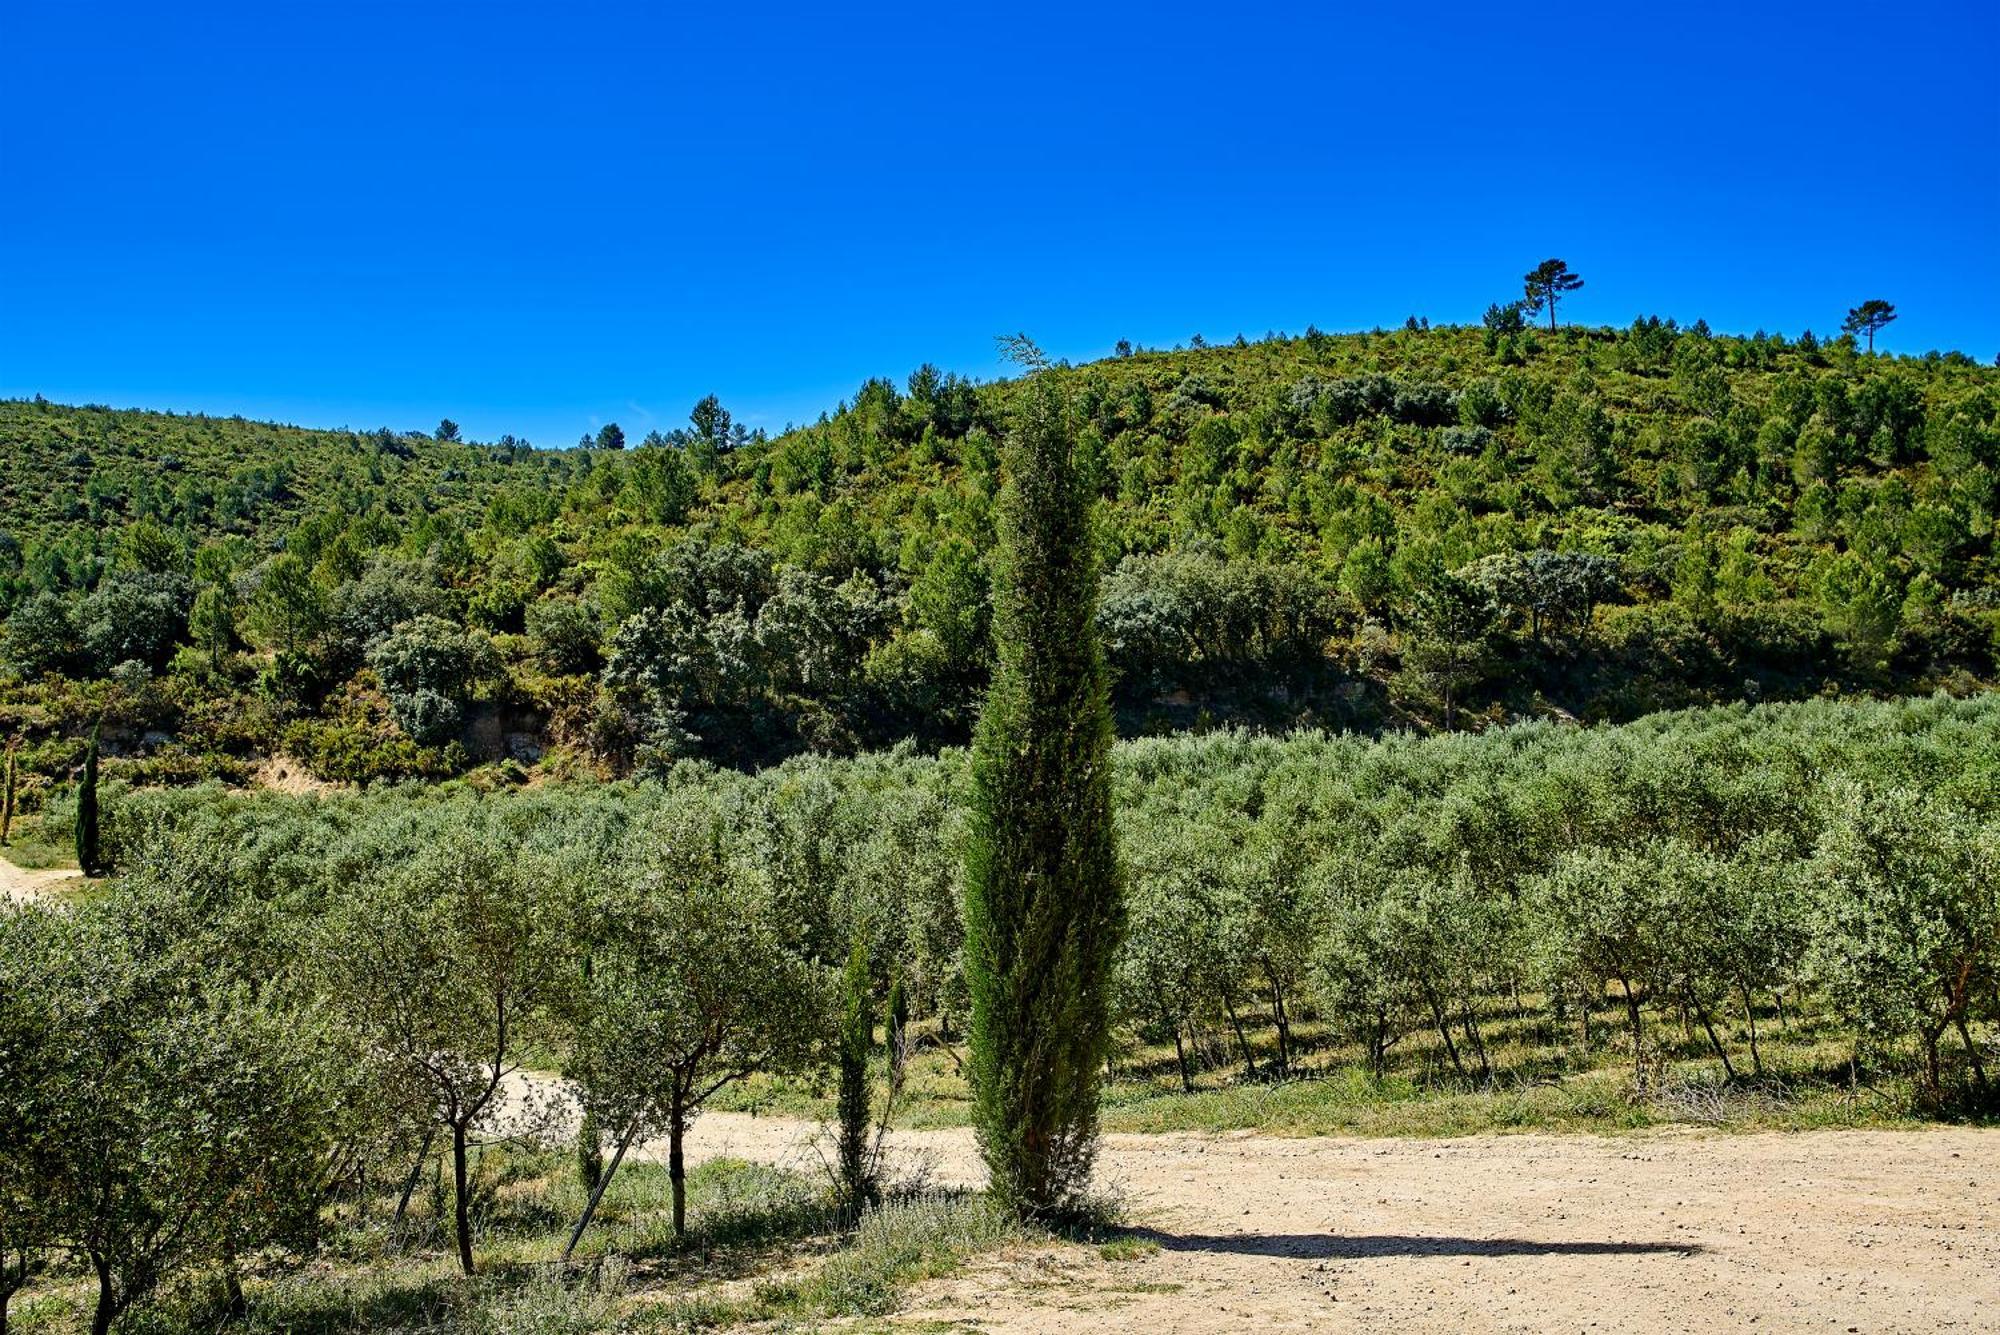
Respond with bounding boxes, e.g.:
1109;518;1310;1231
575;1111;604;1195
1;736;18;847
886;974;909;1073
835;938;875;1213
75;723;101;876
575;951;604;1193
963;356;1123;1219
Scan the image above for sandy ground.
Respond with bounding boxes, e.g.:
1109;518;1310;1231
635;1104;2000;1334
0;856;81;904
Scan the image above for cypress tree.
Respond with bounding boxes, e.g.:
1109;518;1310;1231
575;951;604;1193
75;723;101;876
1;735;17;847
886;974;909;1072
963;364;1123;1219
575;1111;604;1195
835;937;875;1213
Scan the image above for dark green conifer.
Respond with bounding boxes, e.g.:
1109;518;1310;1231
835;937;875;1213
1;735;17;846
962;362;1123;1219
75;723;101;876
886;974;909;1069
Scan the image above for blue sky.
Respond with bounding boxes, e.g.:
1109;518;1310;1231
3;1;1995;446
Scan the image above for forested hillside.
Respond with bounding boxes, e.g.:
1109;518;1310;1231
3;315;1998;790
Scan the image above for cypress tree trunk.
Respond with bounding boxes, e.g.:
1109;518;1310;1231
75;724;101;876
963;367;1123;1220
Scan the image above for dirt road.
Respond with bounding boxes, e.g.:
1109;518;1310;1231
661;1108;1998;1333
0;858;80;904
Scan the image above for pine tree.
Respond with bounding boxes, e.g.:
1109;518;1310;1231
75;723;101;875
1523;259;1585;332
963;359;1123;1220
1842;299;1897;353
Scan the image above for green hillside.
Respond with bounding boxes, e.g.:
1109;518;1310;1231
3;316;1998;790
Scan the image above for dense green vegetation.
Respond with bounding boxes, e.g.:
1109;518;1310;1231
8;305;2000;1327
6;690;1999;1330
5;313;1999;791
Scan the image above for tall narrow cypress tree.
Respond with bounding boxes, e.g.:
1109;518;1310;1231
835;937;875;1214
1;735;18;847
75;723;101;876
963;359;1123;1219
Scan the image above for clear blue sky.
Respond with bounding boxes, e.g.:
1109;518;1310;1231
4;1;1995;446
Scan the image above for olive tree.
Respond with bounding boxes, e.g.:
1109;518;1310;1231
1716;837;1811;1074
5;891;343;1335
1231;823;1319;1076
315;814;555;1275
1530;844;1663;1082
558;791;828;1253
1643;840;1759;1079
1809;784;1999;1099
0;907;62;1335
1308;854;1504;1082
1117;824;1229;1090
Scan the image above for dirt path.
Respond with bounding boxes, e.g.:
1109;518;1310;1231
0;857;81;904
650;1107;1998;1333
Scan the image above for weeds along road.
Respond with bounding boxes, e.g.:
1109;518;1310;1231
507;1072;1999;1333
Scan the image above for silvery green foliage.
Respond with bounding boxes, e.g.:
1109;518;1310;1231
1809;783;2000;1097
365;613;497;745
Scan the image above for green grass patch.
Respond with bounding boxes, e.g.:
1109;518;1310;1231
0;816;75;871
707;1015;1946;1142
753;1194;1020;1320
1097;1235;1161;1262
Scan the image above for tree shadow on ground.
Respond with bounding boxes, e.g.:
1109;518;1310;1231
1135;1230;1701;1260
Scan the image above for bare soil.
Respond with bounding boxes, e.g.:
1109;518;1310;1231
0;857;80;903
661;1109;1999;1333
